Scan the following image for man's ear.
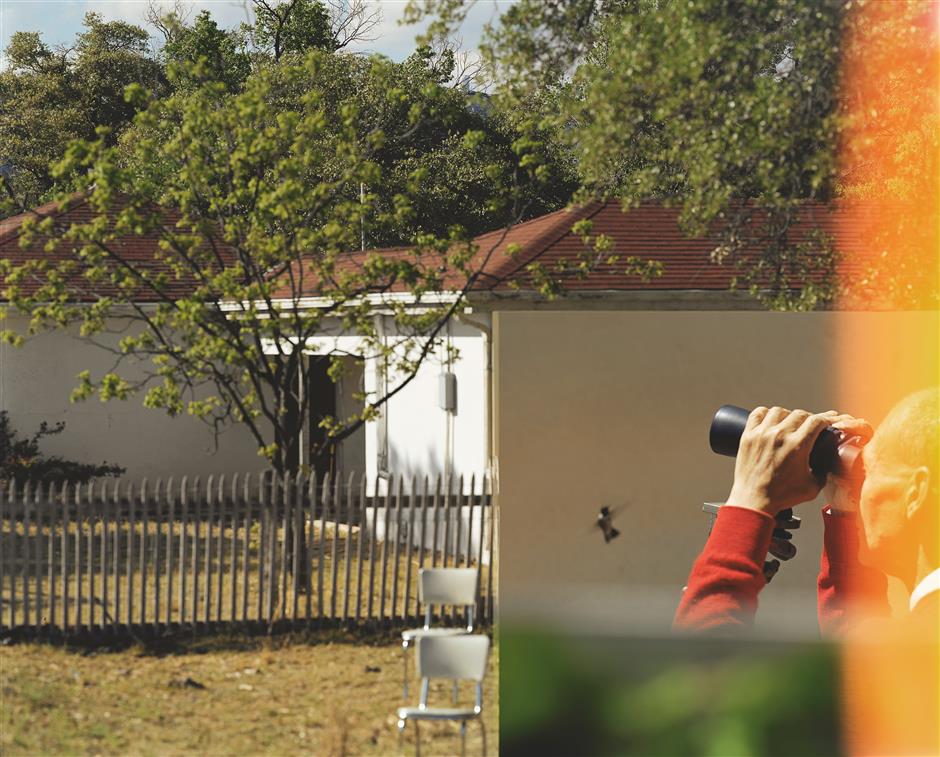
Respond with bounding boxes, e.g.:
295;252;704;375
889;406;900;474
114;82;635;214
905;467;930;520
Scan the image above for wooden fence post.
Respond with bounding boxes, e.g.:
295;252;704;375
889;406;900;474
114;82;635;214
241;473;251;624
305;472;316;626
391;475;403;622
154;478;164;627
215;475;225;623
279;473;289;624
443;474;453;570
22;480;31;628
379;475;392;622
341;472;355;622
354;473;367;622
417;476;429;621
291;471;304;623
367;475;379;621
61;481;70;631
329;473;341;620
317;472;329;624
140;479;149;626
229;474;239;624
431;475;441;571
6;479;17;628
403;475;417;623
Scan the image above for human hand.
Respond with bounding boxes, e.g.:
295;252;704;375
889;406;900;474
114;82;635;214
822;413;873;514
726;406;837;516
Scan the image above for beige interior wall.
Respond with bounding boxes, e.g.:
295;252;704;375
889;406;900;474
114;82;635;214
494;310;939;637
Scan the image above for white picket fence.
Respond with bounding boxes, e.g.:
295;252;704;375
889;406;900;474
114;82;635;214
0;471;495;634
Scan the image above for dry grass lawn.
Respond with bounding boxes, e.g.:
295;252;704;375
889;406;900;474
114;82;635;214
0;631;498;756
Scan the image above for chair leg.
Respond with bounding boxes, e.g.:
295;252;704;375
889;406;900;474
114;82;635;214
479;720;487;757
460;721;467;757
414;720;421;757
402;640;409;700
397;718;406;751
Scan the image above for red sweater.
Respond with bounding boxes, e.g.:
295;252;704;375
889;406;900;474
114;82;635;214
674;505;889;634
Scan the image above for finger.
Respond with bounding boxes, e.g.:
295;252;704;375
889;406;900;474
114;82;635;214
745;406;769;432
830;416;874;441
763;559;781;582
761;406;790;428
777;408;811;431
795;412;833;445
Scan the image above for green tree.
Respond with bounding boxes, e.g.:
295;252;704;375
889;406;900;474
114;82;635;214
159;10;252;93
247;0;383;58
251;0;336;59
0;14;165;213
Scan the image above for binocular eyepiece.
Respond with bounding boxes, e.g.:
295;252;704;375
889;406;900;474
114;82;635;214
709;405;864;481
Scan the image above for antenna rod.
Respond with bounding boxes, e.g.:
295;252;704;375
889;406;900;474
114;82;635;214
360;182;366;252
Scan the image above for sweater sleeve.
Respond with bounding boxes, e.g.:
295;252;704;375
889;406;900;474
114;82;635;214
673;505;775;632
817;506;890;637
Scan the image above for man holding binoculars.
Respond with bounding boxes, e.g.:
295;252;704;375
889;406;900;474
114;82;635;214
675;389;939;634
675;390;938;754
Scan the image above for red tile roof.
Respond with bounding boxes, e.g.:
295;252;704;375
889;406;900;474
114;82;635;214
0;194;230;303
468;200;870;292
4;197;874;305
273;200;870;299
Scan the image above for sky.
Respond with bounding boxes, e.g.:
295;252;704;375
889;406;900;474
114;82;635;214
0;0;508;68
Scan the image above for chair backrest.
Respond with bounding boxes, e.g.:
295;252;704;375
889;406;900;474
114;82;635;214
416;635;490;682
418;568;478;606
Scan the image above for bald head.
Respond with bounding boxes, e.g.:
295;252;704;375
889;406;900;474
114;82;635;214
858;387;939;583
877;388;939;488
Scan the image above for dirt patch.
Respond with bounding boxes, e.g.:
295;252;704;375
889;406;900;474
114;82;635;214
1;632;498;756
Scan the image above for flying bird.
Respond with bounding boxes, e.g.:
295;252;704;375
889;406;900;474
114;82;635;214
596;506;621;543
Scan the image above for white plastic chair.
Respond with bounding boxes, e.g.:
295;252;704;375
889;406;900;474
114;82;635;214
397;634;490;757
401;567;478;699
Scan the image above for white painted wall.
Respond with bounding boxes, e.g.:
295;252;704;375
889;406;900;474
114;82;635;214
0;315;265;480
361;316;489;490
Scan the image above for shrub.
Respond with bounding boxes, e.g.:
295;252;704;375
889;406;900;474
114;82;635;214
0;411;124;485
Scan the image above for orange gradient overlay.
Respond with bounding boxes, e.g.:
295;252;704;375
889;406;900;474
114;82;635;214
836;1;939;755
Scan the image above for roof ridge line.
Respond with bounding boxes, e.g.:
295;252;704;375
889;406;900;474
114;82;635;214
473;202;605;289
515;201;603;260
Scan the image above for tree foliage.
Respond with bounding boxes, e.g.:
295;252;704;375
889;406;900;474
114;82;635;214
0;1;379;215
0;13;166;212
160;10;252;93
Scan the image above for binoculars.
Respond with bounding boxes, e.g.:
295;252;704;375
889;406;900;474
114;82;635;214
709;404;865;481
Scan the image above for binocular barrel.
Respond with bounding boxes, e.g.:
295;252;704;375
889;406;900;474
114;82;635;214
709;404;864;480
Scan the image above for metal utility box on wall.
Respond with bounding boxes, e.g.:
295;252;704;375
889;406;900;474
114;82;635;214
439;372;457;413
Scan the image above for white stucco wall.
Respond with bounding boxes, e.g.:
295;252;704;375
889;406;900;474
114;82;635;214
0;315;266;480
368;317;489;486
